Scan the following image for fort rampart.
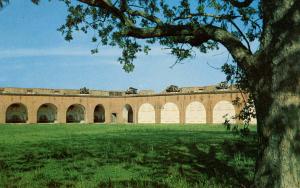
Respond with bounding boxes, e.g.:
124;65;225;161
0;86;252;124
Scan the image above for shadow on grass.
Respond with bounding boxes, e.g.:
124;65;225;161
179;142;252;186
1;129;257;187
97;179;169;188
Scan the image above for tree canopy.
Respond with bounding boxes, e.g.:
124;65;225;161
10;0;258;77
60;0;259;73
0;0;261;92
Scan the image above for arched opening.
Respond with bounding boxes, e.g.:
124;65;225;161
94;104;105;123
6;103;28;123
213;100;236;124
250;117;257;124
138;103;155;123
185;101;206;124
161;102;179;123
245;105;257;125
111;113;117;123
123;104;133;123
37;103;57;123
66;104;85;123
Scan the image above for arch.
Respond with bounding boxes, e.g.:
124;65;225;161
185;101;206;124
6;103;28;123
250;117;257;124
213;100;236;124
161;102;179;123
37;103;57;123
66;104;85;123
248;105;257;124
138;103;155;123
94;104;105;123
122;104;133;123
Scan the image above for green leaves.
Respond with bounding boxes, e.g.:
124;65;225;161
118;39;141;72
222;63;236;83
91;48;98;54
54;0;261;72
171;47;192;62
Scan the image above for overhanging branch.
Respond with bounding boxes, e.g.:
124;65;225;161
127;9;163;25
174;13;240;21
229;20;252;52
78;0;163;26
121;24;254;71
76;0;255;74
78;0;132;25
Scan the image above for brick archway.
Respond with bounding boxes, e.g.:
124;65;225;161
37;103;57;123
66;104;86;123
6;103;28;123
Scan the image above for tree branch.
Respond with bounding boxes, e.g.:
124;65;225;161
78;0;132;25
229;20;252;52
121;24;254;71
76;0;255;74
121;25;191;38
78;0;163;26
173;13;240;21
127;9;163;25
120;0;128;12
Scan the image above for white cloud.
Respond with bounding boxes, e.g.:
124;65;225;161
0;45;231;69
0;47;108;58
0;45;172;59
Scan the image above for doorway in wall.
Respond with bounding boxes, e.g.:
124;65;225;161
123;104;133;123
111;113;117;123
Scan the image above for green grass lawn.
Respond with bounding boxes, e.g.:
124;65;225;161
0;124;257;188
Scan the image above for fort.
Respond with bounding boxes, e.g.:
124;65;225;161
0;84;255;124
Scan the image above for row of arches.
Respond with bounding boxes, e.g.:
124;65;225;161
5;103;106;124
138;101;236;124
5;100;242;124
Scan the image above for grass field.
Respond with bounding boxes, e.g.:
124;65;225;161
0;124;257;188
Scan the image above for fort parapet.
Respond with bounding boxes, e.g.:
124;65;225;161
0;85;256;124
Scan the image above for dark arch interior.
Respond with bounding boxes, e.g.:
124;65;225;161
66;104;85;123
6;103;28;123
37;104;57;123
124;104;133;123
94;105;105;123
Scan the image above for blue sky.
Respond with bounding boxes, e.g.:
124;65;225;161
0;1;230;92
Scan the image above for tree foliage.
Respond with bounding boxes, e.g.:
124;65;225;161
19;0;260;75
1;0;261;91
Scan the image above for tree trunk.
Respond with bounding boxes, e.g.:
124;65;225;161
253;1;300;187
254;89;300;188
